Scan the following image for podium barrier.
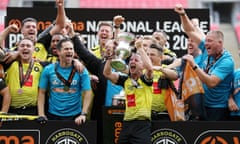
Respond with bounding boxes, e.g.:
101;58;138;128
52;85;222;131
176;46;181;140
2;108;240;144
0;120;97;144
103;106;240;144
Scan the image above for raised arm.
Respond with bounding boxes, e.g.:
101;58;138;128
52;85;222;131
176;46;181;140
49;0;66;35
65;20;102;70
113;15;125;39
0;24;19;64
0;24;19;47
135;38;153;80
103;58;120;84
174;4;205;45
103;40;120;84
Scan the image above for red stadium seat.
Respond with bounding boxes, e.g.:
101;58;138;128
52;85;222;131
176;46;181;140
210;23;219;31
235;23;240;44
80;0;188;8
0;24;4;32
0;0;8;10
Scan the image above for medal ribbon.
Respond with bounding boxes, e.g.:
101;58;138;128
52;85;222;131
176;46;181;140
19;59;34;88
54;63;76;89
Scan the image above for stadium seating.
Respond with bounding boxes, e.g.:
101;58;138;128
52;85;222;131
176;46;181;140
235;23;240;44
0;0;8;10
80;0;188;8
0;0;8;32
210;23;219;30
234;13;240;44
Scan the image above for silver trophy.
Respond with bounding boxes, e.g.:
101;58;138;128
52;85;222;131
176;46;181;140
111;32;135;71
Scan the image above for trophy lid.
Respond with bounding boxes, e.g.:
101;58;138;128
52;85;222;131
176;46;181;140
110;59;127;72
117;32;135;42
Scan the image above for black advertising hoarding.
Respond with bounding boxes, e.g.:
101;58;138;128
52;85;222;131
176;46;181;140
103;106;240;144
0;120;96;144
152;121;240;144
1;112;240;144
5;7;209;57
102;106;125;144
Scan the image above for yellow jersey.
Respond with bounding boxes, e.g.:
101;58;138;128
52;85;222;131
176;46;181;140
5;61;43;108
123;77;152;121
90;45;105;59
151;70;167;112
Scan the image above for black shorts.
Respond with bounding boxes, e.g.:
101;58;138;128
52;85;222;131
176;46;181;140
117;120;151;144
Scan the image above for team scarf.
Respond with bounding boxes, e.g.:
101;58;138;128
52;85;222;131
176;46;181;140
165;60;205;121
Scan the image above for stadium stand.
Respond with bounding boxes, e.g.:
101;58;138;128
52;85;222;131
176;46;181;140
234;13;240;44
80;0;188;8
235;23;240;44
0;0;8;10
0;0;8;32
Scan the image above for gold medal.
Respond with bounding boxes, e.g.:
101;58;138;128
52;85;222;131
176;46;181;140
63;86;69;91
17;89;23;94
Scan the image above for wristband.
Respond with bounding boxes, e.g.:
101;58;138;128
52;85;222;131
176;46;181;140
179;13;186;16
192;65;198;70
81;112;88;116
114;25;120;29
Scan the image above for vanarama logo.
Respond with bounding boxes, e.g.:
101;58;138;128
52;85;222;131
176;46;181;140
194;130;240;144
151;128;187;144
199;136;227;144
0;130;39;144
46;128;88;144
